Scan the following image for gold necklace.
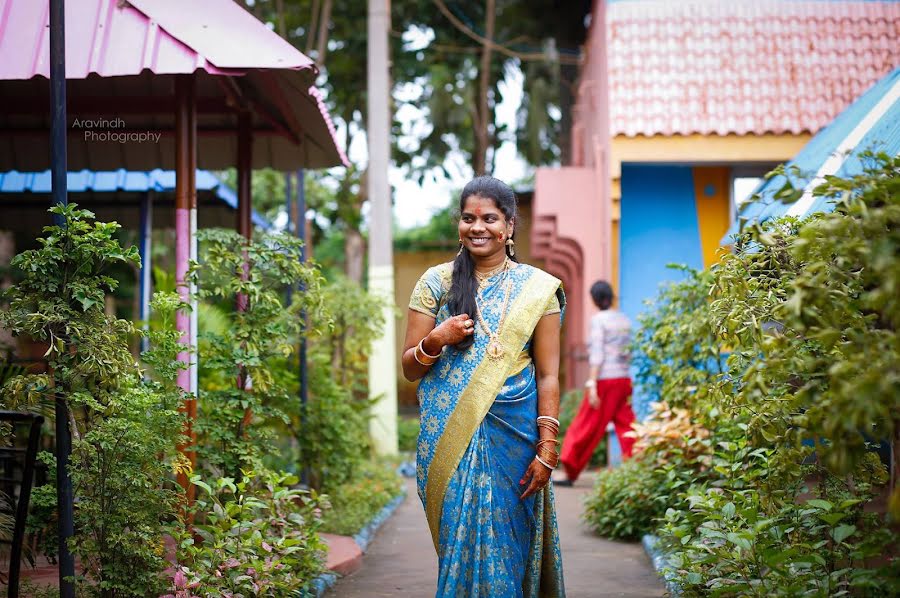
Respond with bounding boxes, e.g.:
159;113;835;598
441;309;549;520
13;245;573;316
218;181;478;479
474;258;509;288
474;260;513;360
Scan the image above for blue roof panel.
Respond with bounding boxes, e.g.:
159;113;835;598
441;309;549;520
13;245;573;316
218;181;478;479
0;169;270;229
723;66;900;242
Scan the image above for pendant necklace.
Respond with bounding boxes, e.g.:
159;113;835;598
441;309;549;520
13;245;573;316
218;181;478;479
474;259;513;360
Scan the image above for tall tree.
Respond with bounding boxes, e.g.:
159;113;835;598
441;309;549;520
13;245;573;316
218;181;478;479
392;0;590;180
238;0;590;277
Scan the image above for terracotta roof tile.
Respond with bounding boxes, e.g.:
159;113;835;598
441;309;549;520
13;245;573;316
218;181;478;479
607;1;900;137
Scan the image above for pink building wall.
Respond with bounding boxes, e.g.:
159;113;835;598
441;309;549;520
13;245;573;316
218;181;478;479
531;0;612;388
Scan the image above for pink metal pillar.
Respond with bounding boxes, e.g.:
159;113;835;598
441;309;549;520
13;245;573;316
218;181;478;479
174;74;197;499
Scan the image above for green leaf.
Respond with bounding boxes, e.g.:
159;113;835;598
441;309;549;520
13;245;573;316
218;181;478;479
831;524;856;544
806;499;833;511
722;502;736;520
727;532;752;551
192;478;213;496
818;512;846;526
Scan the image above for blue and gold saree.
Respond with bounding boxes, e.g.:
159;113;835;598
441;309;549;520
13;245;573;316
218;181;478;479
410;261;566;598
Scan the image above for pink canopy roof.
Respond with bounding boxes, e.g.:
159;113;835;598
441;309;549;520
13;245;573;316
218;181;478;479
0;0;348;170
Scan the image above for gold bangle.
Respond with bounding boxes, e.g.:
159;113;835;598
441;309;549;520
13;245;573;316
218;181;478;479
418;338;442;360
413;346;433;366
414;343;437;366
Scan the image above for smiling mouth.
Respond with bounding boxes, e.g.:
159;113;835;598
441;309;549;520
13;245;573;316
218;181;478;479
468;237;491;246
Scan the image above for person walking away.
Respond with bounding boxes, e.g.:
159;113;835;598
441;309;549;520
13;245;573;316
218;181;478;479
555;281;636;486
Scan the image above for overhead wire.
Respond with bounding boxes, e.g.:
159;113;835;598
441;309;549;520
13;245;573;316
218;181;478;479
431;0;583;65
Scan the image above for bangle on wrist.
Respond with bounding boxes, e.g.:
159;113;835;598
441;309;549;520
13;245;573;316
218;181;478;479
535;455;556;470
418;337;442;360
414;339;438;366
413;346;433;366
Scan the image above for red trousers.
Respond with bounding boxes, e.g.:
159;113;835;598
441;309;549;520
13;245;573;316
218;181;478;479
560;377;636;482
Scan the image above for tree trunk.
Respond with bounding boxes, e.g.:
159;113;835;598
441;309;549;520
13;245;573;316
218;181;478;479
344;162;367;285
306;0;322;55
316;0;334;66
344;227;365;284
558;64;578;165
275;0;286;38
473;0;496;176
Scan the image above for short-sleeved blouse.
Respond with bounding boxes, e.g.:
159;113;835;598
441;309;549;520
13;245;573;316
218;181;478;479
409;262;560;319
408;262;561;376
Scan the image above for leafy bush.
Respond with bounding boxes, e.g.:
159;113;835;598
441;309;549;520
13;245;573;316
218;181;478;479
593;154;900;593
583;454;666;541
0;205;187;597
397;416;420;453
294;277;384;490
316;276;386;394
663;450;898;596
584;401;711;540
296;352;371;490
167;470;327;598
319;459;404;536
192;228;323;477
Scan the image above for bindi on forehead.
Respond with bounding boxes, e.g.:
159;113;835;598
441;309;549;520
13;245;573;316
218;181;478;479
462;196;502;219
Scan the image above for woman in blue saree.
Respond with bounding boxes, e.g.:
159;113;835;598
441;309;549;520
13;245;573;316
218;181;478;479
402;176;566;597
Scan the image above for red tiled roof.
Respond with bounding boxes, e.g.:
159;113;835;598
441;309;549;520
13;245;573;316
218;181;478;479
607;0;900;137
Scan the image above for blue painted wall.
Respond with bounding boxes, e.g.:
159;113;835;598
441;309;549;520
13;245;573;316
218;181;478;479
619;164;705;419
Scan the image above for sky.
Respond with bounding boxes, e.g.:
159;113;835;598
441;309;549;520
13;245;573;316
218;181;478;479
342;65;530;231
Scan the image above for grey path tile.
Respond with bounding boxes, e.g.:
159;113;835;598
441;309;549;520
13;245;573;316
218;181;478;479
328;472;664;597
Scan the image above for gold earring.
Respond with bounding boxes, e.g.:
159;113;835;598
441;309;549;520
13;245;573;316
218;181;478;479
506;238;515;257
457;238;464;257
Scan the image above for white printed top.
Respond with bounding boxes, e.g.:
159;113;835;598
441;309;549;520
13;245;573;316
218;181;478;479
588;309;632;380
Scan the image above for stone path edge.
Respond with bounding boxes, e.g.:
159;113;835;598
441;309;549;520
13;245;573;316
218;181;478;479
641;533;683;596
311;470;411;597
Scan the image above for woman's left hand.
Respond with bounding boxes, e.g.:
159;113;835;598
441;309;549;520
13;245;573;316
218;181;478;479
519;458;552;499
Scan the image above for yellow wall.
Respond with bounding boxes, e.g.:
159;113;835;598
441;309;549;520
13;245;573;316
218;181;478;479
392;203;540;408
394;249;456;408
610;133;811;174
692;166;732;268
608;132;809;287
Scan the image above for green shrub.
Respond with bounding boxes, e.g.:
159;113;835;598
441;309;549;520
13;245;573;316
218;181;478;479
290;277;384;490
319;459;404;537
624;153;900;593
192;228;323;477
1;206;186;597
297;351;371;490
168;470;327;597
398;416;420;453
662;450;899;596
583;454;665;541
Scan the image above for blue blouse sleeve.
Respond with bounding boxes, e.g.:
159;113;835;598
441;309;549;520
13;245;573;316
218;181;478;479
408;266;448;318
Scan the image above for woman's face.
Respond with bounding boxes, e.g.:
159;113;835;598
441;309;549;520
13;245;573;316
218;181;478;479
459;195;513;259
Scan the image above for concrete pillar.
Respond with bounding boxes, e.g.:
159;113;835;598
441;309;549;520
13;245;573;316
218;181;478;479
366;0;398;455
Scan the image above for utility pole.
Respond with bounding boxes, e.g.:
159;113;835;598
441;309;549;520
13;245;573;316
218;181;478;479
49;0;75;594
367;0;398;455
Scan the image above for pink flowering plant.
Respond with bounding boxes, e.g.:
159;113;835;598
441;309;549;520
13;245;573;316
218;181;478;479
164;470;328;597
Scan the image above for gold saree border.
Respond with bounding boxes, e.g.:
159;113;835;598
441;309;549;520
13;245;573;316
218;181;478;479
425;268;562;551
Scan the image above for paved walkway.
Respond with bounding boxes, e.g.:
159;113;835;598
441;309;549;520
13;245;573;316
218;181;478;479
327;473;664;598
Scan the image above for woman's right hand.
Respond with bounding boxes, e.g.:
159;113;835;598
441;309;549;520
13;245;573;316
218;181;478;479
430;313;475;348
585;380;600;409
